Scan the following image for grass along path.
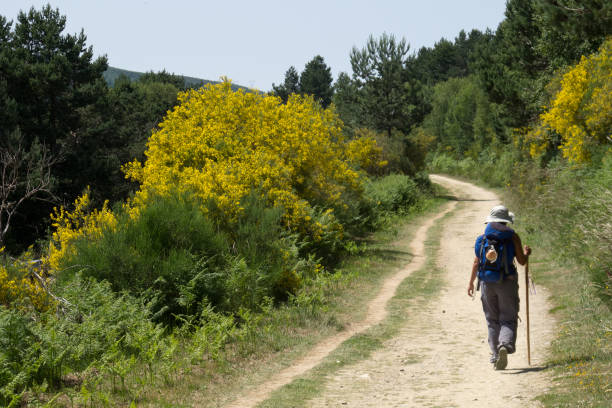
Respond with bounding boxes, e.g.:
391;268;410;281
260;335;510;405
225;198;457;407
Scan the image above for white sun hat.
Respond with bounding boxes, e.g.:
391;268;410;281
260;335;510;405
484;205;515;224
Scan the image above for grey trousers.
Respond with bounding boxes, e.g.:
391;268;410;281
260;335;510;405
480;278;519;355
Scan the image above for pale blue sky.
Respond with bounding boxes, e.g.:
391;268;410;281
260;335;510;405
2;1;506;91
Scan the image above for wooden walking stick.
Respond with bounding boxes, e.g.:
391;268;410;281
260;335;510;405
525;257;531;366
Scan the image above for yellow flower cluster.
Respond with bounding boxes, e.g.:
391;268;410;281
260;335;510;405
0;248;54;312
540;39;612;163
518;125;550;159
344;136;387;174
47;189;117;270
46;82;380;270
123;81;371;236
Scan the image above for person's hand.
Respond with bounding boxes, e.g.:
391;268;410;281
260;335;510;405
524;245;532;256
468;281;475;297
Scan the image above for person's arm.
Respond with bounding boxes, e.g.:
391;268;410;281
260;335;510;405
512;233;532;265
468;256;479;297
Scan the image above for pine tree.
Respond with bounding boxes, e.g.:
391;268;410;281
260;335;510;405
271;66;300;103
299;55;333;108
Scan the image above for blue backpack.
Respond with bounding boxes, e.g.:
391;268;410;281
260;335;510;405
475;223;517;283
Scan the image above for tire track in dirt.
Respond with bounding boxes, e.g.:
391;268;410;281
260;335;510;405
308;175;555;407
226;195;457;408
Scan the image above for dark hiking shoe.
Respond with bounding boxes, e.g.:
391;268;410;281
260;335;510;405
490;353;499;364
495;346;508;370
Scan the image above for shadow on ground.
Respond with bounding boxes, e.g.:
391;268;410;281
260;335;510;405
504;366;548;375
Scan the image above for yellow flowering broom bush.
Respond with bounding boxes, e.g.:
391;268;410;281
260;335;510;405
44;81;390;319
533;38;612;163
48;188;116;270
0;247;54;312
122;81;379;240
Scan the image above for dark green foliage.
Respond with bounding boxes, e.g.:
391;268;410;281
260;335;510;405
335;30;488;138
417;76;502;158
349;33;421;136
271;57;335;108
483;0;547;125
409;29;485;86
271;66;300;103
58;193;311;322
222;193;303;307
97;76;182;202
6;4;108;158
469;0;610;128
0;130;56;248
1;6;259;253
0;5;108;251
332;72;362;131
362;128;426;175
500;0;547;78
299;55;334;108
60;194;228;323
535;0;612;69
332;34;432;175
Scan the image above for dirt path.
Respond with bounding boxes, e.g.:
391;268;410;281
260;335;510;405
228;176;554;408
308;175;555;407
227;193;457;408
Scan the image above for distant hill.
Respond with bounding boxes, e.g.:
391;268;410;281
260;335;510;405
103;66;253;92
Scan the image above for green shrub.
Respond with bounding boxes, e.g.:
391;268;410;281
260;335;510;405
0;307;36;406
59;192;313;322
365;174;421;215
59;193;227;324
427;151;457;174
427;146;519;189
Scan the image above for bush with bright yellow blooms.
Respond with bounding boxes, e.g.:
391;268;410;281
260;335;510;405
48;81;384;271
0;247;54;312
526;38;611;163
48;188;116;270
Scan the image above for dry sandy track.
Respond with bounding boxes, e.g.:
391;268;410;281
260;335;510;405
227;196;456;408
227;176;554;408
308;175;554;407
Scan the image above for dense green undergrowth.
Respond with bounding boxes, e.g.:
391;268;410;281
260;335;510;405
0;173;435;407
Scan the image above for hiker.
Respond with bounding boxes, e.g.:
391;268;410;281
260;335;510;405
467;205;531;370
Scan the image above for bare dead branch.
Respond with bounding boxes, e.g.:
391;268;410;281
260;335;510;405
0;140;58;246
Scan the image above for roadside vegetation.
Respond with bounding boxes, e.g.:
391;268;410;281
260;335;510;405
0;174;440;407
